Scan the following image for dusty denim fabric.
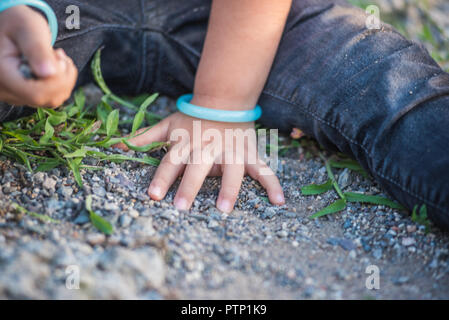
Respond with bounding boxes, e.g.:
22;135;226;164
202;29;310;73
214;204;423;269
1;0;449;229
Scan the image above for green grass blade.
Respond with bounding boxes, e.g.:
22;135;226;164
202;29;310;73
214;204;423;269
301;179;333;196
131;111;145;136
68;158;83;187
12;202;59;224
106;109;119;137
91;48;112;95
309;199;347;219
89;211;114;235
122;140;167;153
85;195;114;235
321;155;346;200
344;192;405;210
39;119;54;144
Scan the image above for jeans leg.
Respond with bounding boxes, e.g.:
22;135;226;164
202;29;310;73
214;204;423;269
258;0;449;230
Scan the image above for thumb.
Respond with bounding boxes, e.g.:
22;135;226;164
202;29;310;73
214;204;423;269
15;27;58;78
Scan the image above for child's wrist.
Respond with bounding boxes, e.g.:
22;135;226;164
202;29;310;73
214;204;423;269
190;93;258;112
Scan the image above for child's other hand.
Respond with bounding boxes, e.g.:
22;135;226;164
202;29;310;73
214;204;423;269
0;5;77;108
115;112;285;212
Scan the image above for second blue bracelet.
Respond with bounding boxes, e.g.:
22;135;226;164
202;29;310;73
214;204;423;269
176;94;262;123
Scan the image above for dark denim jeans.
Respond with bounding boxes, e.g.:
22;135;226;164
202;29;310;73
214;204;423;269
1;0;449;229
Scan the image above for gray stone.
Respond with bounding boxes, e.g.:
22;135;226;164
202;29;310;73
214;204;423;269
119;214;133;228
87;233;106;246
401;237;416;247
59;186;73;198
43;177;57;191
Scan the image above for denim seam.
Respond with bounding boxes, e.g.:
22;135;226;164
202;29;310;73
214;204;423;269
262;89;448;214
56;24;137;42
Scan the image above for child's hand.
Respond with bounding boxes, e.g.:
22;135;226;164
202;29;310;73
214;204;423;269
115;112;285;212
0;5;77;108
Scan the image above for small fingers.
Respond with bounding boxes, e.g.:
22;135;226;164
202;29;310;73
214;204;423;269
0;49;77;108
247;160;285;205
216;163;245;213
147;145;189;200
173;151;215;210
15;22;57;78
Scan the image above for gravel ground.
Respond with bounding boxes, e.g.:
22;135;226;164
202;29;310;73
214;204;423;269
0;0;449;300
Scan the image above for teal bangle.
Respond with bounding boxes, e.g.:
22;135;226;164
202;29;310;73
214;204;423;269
0;0;58;45
176;94;262;123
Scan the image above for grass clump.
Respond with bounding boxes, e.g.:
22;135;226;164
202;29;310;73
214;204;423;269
0;49;165;189
301;155;406;219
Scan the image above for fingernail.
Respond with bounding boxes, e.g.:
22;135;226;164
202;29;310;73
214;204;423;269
37;61;56;77
174;197;189;210
148;185;162;198
217;199;232;213
275;194;285;204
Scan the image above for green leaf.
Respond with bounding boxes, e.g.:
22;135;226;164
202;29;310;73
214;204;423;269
96;102;110;125
122;140;167;153
85;194;93;211
91;48;112;95
47;110;67;126
97;137;123;148
66;103;80;118
131;111;145;136
89;211;114;235
412;204;430;231
5;146;32;171
76;120;102;144
11;202;59;224
309;199;347;219
344;192;405;210
85;195;114;235
130;94;159;135
321;155;346;201
419;203;428;218
1;131;35;144
74;88;86;109
106;109;119;137
64;147;88;158
329;159;369;178
329;159;363;171
88;151;160;166
37;108;45;121
68;158;83;187
39;119;54;144
36;159;61;172
301;179;333;196
139;93;159;111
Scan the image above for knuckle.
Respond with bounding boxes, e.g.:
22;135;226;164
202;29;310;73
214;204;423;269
152;176;170;188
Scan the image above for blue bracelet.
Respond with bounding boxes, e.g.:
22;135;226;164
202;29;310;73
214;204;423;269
0;0;58;45
176;94;262;123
